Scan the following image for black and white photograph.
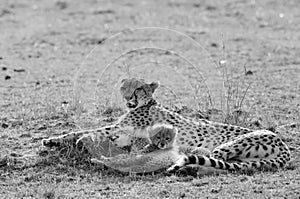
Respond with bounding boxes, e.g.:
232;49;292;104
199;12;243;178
0;0;299;198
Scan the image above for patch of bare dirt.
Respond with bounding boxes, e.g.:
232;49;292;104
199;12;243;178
1;0;300;198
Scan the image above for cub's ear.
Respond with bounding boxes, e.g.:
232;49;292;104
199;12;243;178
149;81;160;92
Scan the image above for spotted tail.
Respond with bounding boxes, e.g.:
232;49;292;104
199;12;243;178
168;145;291;172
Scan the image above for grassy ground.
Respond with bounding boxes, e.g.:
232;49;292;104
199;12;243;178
1;0;300;198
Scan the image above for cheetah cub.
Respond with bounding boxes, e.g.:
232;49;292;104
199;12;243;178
140;124;178;153
91;124;183;173
111;124;176;154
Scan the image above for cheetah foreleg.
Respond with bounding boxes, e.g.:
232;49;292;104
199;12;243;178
42;125;120;148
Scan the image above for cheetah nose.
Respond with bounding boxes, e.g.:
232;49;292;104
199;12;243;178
159;143;166;149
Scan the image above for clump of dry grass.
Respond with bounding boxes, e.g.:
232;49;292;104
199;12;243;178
208;40;252;126
37;145;95;171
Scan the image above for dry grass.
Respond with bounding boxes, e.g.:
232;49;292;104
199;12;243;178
1;49;299;198
1;0;300;198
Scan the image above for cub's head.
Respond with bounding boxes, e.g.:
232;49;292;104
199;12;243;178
120;78;159;109
147;124;177;149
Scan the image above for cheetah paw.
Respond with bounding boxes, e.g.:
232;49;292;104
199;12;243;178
91;156;107;164
41;137;61;148
166;164;181;173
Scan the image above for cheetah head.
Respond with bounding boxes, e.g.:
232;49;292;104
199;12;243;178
120;78;159;109
148;124;177;149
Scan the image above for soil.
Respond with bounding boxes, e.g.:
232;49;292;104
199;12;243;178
1;0;300;198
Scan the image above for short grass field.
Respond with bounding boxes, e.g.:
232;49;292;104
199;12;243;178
1;0;300;198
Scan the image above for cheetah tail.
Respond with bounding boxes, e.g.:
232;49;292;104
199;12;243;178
168;148;291;172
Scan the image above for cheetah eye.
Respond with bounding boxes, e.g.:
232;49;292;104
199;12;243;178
166;137;170;141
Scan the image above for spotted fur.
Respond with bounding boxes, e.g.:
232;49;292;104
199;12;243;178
141;124;177;153
91;124;182;173
42;78;291;173
168;130;291;172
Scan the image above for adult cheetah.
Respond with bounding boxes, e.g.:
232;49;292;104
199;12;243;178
42;78;291;173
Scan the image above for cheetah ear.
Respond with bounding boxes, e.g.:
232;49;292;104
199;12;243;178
149;81;159;93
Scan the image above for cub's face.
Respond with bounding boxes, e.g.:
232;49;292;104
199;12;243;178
149;125;177;149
